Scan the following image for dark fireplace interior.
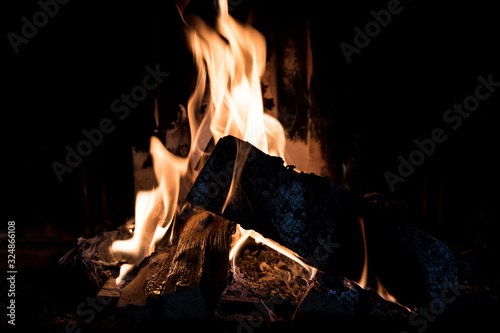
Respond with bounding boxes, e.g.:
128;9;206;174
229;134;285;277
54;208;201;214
4;0;499;332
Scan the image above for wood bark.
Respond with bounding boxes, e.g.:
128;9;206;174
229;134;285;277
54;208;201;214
186;135;365;275
293;271;412;321
362;193;469;306
186;136;469;306
94;210;235;316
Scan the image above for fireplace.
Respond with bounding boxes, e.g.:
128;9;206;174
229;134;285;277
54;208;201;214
4;0;499;332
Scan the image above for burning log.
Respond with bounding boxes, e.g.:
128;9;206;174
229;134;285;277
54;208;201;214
294;271;413;321
215;239;413;330
93;209;235;318
187;135;364;277
143;210;235;297
212;233;413;329
362;193;470;306
186;135;469;306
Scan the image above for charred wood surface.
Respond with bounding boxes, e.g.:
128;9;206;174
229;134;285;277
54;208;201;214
186;136;469;306
187;135;364;276
363;193;469;306
294;271;412;321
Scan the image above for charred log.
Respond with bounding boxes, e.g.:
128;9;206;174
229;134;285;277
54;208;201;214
215;241;413;330
294;271;412;321
186;135;364;277
362;193;470;306
186;136;469;306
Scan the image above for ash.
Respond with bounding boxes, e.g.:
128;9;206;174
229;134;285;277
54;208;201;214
224;242;311;305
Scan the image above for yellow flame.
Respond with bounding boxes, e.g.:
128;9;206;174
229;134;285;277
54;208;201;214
229;225;316;279
111;137;187;283
184;0;285;156
184;0;304;274
111;0;305;284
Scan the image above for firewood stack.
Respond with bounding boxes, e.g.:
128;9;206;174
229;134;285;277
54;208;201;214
60;135;483;331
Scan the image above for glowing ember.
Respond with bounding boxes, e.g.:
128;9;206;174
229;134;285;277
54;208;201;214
230;225;316;279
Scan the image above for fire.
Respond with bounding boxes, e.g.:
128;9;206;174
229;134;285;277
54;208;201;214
356;216;399;304
111;0;310;283
111;137;186;284
185;0;313;278
182;0;286;157
376;277;398;303
357;215;368;289
229;225;316;278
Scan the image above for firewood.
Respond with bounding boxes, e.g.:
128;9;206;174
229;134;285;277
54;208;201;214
186;135;366;278
160;210;235;294
293;270;413;321
362;193;469;307
186;136;469;306
98;210;235;316
215;245;413;327
186;135;364;276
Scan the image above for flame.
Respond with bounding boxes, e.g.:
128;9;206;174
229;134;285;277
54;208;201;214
376;276;398;303
229;225;316;279
111;137;186;283
182;0;286;159
183;0;309;275
357;215;368;289
111;0;308;283
356;216;400;304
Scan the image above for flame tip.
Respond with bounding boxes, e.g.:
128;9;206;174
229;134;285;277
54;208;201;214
112;0;292;284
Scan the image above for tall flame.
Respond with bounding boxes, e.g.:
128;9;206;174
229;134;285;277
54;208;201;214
111;138;186;283
111;0;311;283
183;0;312;277
183;0;286;158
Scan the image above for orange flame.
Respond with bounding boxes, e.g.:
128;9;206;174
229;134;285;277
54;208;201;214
111;137;186;283
111;0;311;283
183;0;286;158
357;215;368;289
376;277;398;303
356;216;400;304
184;0;313;277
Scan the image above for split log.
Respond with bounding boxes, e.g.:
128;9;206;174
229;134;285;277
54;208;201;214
94;209;235;318
186;135;365;275
294;271;412;321
286;272;419;333
362;193;470;306
186;136;469;307
161;210;235;294
215;243;413;330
